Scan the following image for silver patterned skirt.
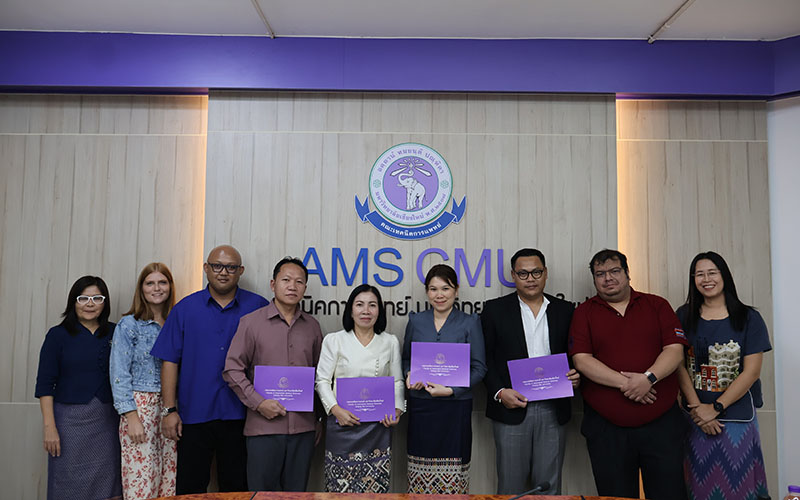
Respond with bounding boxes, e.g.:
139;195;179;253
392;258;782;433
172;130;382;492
49;397;122;500
324;414;392;493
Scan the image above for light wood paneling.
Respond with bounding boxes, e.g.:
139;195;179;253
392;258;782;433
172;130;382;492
0;403;48;500
206;91;616;494
0;94;207;499
617;99;776;493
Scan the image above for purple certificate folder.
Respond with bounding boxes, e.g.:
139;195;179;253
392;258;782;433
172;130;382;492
409;342;470;387
507;353;574;402
253;365;315;412
336;376;395;423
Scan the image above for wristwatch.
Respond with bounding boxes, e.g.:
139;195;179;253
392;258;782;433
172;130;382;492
712;400;725;416
644;371;658;385
161;406;177;417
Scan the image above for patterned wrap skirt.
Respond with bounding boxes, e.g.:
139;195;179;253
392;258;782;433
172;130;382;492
49;397;122;500
406;397;472;494
118;391;177;500
684;413;769;500
324;415;392;493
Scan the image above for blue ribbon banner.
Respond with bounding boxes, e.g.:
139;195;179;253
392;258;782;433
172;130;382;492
355;196;466;240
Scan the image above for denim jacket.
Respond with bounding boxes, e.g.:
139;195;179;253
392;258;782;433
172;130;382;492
109;314;163;415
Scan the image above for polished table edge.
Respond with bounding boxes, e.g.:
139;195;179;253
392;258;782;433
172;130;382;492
154;492;639;500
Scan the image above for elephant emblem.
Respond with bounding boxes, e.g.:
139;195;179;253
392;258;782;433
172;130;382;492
391;159;432;210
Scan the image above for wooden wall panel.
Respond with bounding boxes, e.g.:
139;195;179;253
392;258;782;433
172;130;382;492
0;94;207;499
206;91;616;494
3;93;774;498
617;99;776;493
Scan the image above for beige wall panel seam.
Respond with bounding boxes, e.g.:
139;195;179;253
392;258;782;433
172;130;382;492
618;138;767;143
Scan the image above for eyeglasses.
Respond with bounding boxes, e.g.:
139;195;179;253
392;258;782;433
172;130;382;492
514;268;545;280
207;262;242;274
594;267;624;279
76;295;106;305
692;269;720;280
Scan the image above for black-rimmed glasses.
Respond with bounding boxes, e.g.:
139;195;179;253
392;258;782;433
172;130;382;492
514;268;545;280
207;262;242;274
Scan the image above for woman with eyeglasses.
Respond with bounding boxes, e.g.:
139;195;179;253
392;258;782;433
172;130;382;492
110;263;177;499
402;264;487;494
315;284;404;493
676;252;771;500
35;275;122;500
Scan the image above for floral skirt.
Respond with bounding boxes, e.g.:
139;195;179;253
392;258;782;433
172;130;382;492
324;415;391;493
118;391;177;500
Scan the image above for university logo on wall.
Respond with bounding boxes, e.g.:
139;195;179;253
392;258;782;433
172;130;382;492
355;143;466;240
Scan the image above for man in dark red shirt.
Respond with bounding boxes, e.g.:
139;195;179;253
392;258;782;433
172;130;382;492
569;249;688;500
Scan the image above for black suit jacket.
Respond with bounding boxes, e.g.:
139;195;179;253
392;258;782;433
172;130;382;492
481;291;575;425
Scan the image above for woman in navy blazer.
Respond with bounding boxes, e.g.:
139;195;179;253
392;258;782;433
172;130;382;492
35;275;122;500
402;264;487;494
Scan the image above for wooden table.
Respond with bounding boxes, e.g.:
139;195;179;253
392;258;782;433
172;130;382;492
156;492;638;500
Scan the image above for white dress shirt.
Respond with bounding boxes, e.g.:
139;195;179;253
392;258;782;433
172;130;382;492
519;295;551;358
315;329;405;415
495;295;554;402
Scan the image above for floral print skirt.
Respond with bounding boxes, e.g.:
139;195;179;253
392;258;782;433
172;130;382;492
118;391;177;500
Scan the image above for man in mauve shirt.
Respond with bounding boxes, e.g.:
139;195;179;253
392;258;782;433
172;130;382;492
223;257;323;492
569;249;688;500
151;245;268;494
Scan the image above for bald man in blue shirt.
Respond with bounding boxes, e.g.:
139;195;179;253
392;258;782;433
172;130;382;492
151;245;268;494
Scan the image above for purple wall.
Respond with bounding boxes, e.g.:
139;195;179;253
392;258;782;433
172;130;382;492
773;35;800;97
1;31;797;97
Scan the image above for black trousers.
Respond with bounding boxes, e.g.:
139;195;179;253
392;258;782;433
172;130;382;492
581;403;688;500
245;431;315;492
176;419;247;494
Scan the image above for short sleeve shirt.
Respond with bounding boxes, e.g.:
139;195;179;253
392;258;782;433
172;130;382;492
150;286;268;424
569;289;688;427
677;305;772;405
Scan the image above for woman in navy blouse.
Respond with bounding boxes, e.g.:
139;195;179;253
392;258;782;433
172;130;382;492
35;276;122;500
402;264;487;494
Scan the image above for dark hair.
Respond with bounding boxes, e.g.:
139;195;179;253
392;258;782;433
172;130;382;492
683;251;752;334
424;264;459;289
273;257;308;282
510;248;546;269
342;284;387;334
61;275;112;338
589;249;629;275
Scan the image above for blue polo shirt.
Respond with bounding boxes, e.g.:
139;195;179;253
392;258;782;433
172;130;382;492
151;286;268;424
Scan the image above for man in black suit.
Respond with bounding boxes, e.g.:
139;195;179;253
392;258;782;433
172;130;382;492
481;248;579;495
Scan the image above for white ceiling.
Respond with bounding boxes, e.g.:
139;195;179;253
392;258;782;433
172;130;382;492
1;0;799;42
